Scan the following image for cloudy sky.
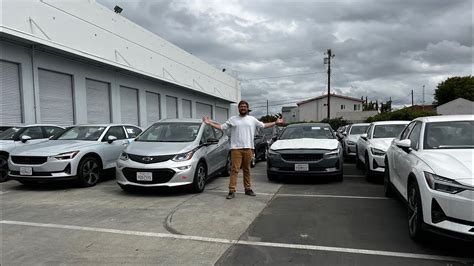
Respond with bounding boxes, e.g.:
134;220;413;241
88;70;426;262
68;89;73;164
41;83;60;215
97;0;472;118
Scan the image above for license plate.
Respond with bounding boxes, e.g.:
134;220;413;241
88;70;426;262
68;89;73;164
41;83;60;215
20;167;33;176
294;164;309;171
137;172;153;181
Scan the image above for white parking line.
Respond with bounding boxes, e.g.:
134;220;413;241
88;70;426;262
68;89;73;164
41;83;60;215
208;190;390;200
1;220;470;263
0;191;11;195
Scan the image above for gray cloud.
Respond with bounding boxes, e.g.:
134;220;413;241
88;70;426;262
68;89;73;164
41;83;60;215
97;0;473;118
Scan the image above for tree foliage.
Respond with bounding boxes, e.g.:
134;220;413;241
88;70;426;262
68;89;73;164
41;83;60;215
259;113;281;123
320;117;349;130
434;76;474;105
366;108;436;123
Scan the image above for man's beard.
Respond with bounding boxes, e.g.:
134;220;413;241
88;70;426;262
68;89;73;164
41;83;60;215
239;110;248;116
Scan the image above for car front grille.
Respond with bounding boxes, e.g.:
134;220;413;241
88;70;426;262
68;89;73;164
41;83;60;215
281;154;324;161
122;168;176;184
11;156;48;165
128;154;174;164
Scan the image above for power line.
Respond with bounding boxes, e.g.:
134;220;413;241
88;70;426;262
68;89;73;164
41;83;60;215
241;71;326;81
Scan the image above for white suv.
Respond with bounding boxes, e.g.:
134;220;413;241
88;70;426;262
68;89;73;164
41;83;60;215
385;115;473;242
356;121;408;180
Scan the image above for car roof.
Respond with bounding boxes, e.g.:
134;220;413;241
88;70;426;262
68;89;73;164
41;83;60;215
286;123;331;128
350;123;370;127
1;124;65;128
157;118;203;123
414;115;474;123
68;124;140;128
371;121;410;125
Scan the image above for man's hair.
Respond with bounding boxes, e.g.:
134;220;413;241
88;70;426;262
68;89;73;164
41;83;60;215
238;100;249;108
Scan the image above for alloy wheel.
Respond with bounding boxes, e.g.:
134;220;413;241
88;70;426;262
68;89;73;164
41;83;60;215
408;185;419;235
197;165;206;190
82;159;100;185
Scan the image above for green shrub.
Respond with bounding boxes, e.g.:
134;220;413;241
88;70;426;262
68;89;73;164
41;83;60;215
366;109;436;122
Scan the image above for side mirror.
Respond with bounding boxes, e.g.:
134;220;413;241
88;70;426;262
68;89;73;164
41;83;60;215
361;133;368;140
206;138;219;145
21;135;31;143
395;139;411;152
107;135;117;144
342;132;347;136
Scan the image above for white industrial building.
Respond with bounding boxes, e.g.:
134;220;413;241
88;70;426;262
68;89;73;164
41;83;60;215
0;0;239;127
297;94;365;122
436;98;473;115
281;106;299;123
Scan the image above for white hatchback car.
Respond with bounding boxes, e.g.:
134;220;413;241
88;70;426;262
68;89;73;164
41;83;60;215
342;123;369;158
8;124;141;187
385;115;473;241
356;121;409;180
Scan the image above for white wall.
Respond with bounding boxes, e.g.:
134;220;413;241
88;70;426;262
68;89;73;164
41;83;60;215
298;96;363;122
0;0;239;102
0;41;231;126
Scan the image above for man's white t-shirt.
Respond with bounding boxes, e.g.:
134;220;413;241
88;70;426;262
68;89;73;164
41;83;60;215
221;115;265;149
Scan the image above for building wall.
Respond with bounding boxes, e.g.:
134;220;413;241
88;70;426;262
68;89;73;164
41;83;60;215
298;96;363;122
282;107;299;123
0;41;230;126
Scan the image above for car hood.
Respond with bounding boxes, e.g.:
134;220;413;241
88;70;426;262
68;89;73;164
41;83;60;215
420;150;473;182
11;140;99;156
271;138;339;151
0;140;15;151
369;138;393;152
125;141;195;156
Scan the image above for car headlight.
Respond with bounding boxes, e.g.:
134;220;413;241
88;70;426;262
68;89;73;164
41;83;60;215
370;147;386;156
424;172;473;194
346;140;356;145
54;151;79;160
172;149;197;162
324;148;340;158
119;152;129;161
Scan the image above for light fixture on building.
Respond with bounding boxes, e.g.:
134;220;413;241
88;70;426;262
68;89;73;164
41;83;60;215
114;5;123;14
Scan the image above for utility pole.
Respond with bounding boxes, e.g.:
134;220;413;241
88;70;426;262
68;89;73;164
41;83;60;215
422;85;425;110
266;99;269;116
324;49;335;120
411;90;414;106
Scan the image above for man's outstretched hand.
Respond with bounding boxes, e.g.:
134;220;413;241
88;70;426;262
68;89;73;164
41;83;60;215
202;116;211;125
275;117;284;125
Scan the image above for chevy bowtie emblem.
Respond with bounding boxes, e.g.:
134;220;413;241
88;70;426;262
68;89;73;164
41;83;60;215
142;157;154;162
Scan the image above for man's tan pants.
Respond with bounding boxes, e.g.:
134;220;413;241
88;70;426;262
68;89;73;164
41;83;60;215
229;149;253;192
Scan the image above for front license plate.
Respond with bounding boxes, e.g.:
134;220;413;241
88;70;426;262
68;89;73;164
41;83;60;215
20;167;33;176
294;164;309;171
137;172;153;181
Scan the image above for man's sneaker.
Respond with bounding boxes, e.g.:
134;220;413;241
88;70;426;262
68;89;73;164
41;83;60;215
245;189;256;196
226;192;235;199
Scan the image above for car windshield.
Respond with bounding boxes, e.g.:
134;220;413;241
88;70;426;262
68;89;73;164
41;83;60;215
0;127;22;140
349;125;368;135
424;121;474;149
279;125;334;140
137;123;201;142
55;126;106;141
373;124;407;138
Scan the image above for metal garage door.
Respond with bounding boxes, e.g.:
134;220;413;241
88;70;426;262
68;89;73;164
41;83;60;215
166;96;177;118
182;99;192;118
146;91;160;126
38;69;74;125
0;60;22;124
215;106;229;123
86;79;111;124
196;102;212;118
120;86;139;126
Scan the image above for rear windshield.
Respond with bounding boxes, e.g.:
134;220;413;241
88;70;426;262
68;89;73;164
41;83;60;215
373;124;407;138
279;126;334;140
423;121;473;149
349;125;368;135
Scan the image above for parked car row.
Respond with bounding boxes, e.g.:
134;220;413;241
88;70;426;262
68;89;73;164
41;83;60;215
332;115;473;242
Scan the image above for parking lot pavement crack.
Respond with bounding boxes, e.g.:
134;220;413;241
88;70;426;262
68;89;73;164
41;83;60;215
163;193;200;236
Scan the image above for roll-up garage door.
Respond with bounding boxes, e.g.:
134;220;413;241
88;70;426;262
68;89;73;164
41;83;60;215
0;60;22;124
166;96;178;118
146;91;160;126
196;102;212;118
215;107;228;123
86;79;111;124
182;99;192;118
120;86;139;126
38;69;74;125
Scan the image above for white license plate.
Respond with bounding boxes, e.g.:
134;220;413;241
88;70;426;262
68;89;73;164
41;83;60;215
20;167;33;176
137;172;153;181
294;164;309;171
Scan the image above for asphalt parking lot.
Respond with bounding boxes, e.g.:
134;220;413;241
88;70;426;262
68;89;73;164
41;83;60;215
1;161;473;265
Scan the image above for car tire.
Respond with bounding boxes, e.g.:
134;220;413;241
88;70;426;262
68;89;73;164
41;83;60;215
190;162;206;193
407;178;426;242
365;153;373;181
77;157;101;187
355;150;363;169
0;154;9;183
250;153;256;168
384;159;396;198
221;153;231;177
335;169;344;182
